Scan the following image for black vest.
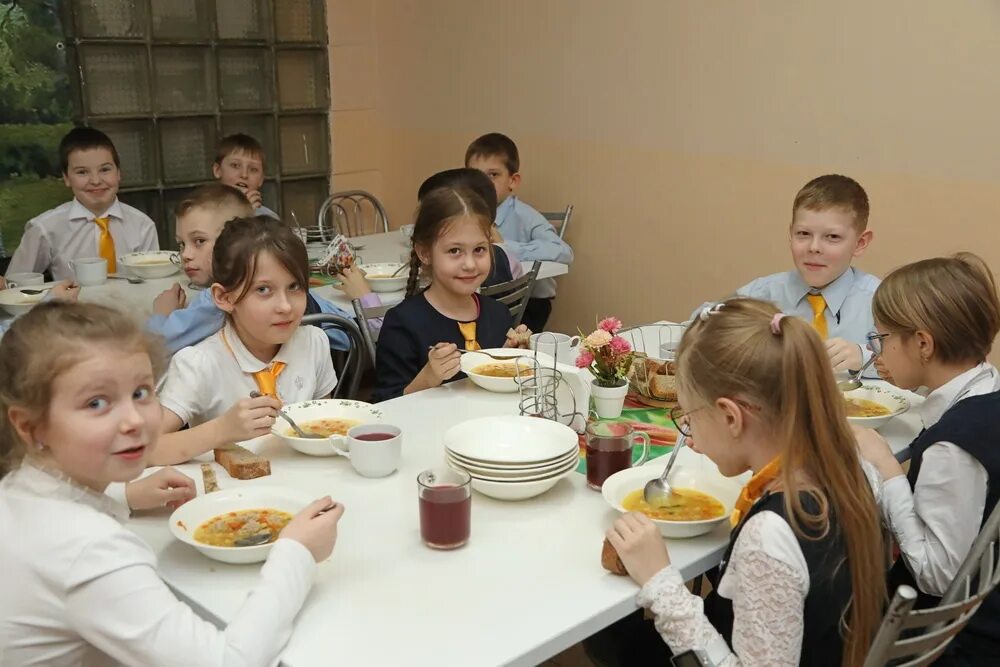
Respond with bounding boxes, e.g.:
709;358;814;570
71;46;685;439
704;492;853;667
483;244;514;288
888;390;1000;662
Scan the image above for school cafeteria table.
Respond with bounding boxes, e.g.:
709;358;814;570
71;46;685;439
125;376;921;667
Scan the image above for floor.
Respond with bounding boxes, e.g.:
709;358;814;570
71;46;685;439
540;642;594;667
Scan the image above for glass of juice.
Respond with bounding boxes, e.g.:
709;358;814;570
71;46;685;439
417;468;471;549
584;421;650;490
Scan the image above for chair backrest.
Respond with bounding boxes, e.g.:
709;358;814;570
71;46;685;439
315;190;389;239
864;500;1000;666
479;260;541;327
541;204;574;240
301;313;366;400
351;298;391;368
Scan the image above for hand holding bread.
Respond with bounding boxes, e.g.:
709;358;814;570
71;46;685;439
605;512;671;586
504;325;531;349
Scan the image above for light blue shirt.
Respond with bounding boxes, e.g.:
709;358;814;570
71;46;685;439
146;288;352;354
495;196;573;298
255;205;280;220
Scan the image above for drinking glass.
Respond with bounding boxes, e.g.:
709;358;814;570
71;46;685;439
417;467;471;549
584;421;650;490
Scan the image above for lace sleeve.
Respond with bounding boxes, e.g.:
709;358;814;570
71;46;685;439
637;513;808;667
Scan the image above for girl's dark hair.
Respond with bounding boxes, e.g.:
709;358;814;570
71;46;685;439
0;302;165;478
404;187;494;296
212;215;309;302
417;168;499;215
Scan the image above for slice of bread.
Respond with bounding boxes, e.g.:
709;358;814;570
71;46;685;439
214;444;271;480
649;373;678;401
601;538;628;575
200;463;219;493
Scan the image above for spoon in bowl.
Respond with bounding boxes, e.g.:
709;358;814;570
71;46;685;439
249;391;325;439
643;433;686;507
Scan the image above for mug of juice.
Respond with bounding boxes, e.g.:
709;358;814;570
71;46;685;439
584;421;650;490
417;467;471;549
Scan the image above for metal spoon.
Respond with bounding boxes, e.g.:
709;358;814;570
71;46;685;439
390;263;408;277
836;354;880;392
18;288;49;296
431;346;524;362
107;274;144;284
249;391;325;439
234;531;274;547
643;433;686;507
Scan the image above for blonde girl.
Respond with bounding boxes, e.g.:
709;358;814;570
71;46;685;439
857;252;1000;663
601;298;883;666
0;302;344;666
372;187;528;401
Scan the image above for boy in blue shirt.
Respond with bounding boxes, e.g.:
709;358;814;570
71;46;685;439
465;132;573;331
147;183;354;354
212;134;279;220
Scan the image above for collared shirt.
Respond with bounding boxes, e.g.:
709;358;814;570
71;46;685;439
255;205;280;220
878;362;999;595
159;321;337;425
6;199;159;281
495;196;573;298
0;463;316;666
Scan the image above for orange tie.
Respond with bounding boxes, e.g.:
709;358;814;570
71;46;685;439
252;362;286;399
456;322;481;351
806;293;828;339
730;456;782;527
94;217;116;273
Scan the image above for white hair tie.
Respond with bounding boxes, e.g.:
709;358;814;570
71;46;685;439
698;302;726;322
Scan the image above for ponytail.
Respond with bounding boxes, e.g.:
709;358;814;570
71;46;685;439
404;248;422;297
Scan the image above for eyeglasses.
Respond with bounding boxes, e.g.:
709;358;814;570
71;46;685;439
867;331;892;356
670;400;760;437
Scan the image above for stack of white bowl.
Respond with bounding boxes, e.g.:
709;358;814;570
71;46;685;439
443;416;579;500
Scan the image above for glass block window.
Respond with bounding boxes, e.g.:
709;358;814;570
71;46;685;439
64;0;330;247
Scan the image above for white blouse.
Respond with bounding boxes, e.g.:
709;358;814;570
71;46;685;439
0;465;316;667
638;510;810;667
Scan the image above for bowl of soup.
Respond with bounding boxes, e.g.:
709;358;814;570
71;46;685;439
460;349;555;393
357;263;407;293
118;251;181;279
170;486;313;563
843;385;909;430
271;398;384;456
601;449;744;538
0;286;48;316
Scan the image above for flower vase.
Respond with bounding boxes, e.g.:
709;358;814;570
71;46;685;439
590;379;628;419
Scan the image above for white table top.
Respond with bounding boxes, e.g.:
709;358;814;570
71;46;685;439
126;376;922;667
0;231;568;323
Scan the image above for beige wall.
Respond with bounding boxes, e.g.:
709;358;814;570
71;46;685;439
327;0;1000;354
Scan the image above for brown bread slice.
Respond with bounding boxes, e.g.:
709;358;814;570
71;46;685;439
214;444;271;480
601;538;628;575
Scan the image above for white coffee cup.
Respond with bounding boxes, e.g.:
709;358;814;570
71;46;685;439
331;423;402;478
72;257;107;286
529;332;581;363
5;272;44;288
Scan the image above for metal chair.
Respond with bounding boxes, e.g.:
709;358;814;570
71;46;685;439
864;500;1000;666
541;204;574;240
315;190;389;240
301;313;366;400
479;260;541;327
351;298;391;368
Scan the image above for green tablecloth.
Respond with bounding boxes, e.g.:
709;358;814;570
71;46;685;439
576;392;679;474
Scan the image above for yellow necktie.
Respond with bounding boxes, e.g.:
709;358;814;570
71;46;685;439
252;362;286;399
94;217;116;273
456;322;481;351
806;293;828;339
731;456;782;527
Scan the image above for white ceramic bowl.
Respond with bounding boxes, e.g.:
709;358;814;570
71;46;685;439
844;384;910;430
118;251;180;279
0;287;48;316
446;453;578;481
601;455;743;538
271;399;384;456
467;467;575;501
358;263;407;293
443;416;578;464
460;349;555;393
169;486;313;564
445;447;578;474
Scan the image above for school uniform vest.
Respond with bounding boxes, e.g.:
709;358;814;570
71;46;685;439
888;391;1000;662
705;492;853;667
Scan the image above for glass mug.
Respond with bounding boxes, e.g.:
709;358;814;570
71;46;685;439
417;467;471;549
584;421;650;490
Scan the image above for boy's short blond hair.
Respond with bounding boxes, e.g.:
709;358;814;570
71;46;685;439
174;183;253;220
213;133;265;166
792;174;870;232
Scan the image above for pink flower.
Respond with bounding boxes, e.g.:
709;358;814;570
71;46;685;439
585;329;613;348
598;317;623;333
609;336;631;355
575;349;594;368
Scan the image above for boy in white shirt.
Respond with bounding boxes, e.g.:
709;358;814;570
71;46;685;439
212;133;280;219
6;127;159;281
466;132;573;331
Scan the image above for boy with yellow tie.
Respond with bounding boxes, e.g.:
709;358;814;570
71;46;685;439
701;174;879;374
5;127;158;281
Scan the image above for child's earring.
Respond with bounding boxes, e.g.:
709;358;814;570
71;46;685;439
35;441;46;451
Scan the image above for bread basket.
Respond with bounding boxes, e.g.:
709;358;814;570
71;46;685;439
619;323;685;408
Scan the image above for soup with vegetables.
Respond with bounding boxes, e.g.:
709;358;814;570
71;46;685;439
194;508;292;547
296;418;360;437
622;487;726;522
844;397;892;418
471;362;534;378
